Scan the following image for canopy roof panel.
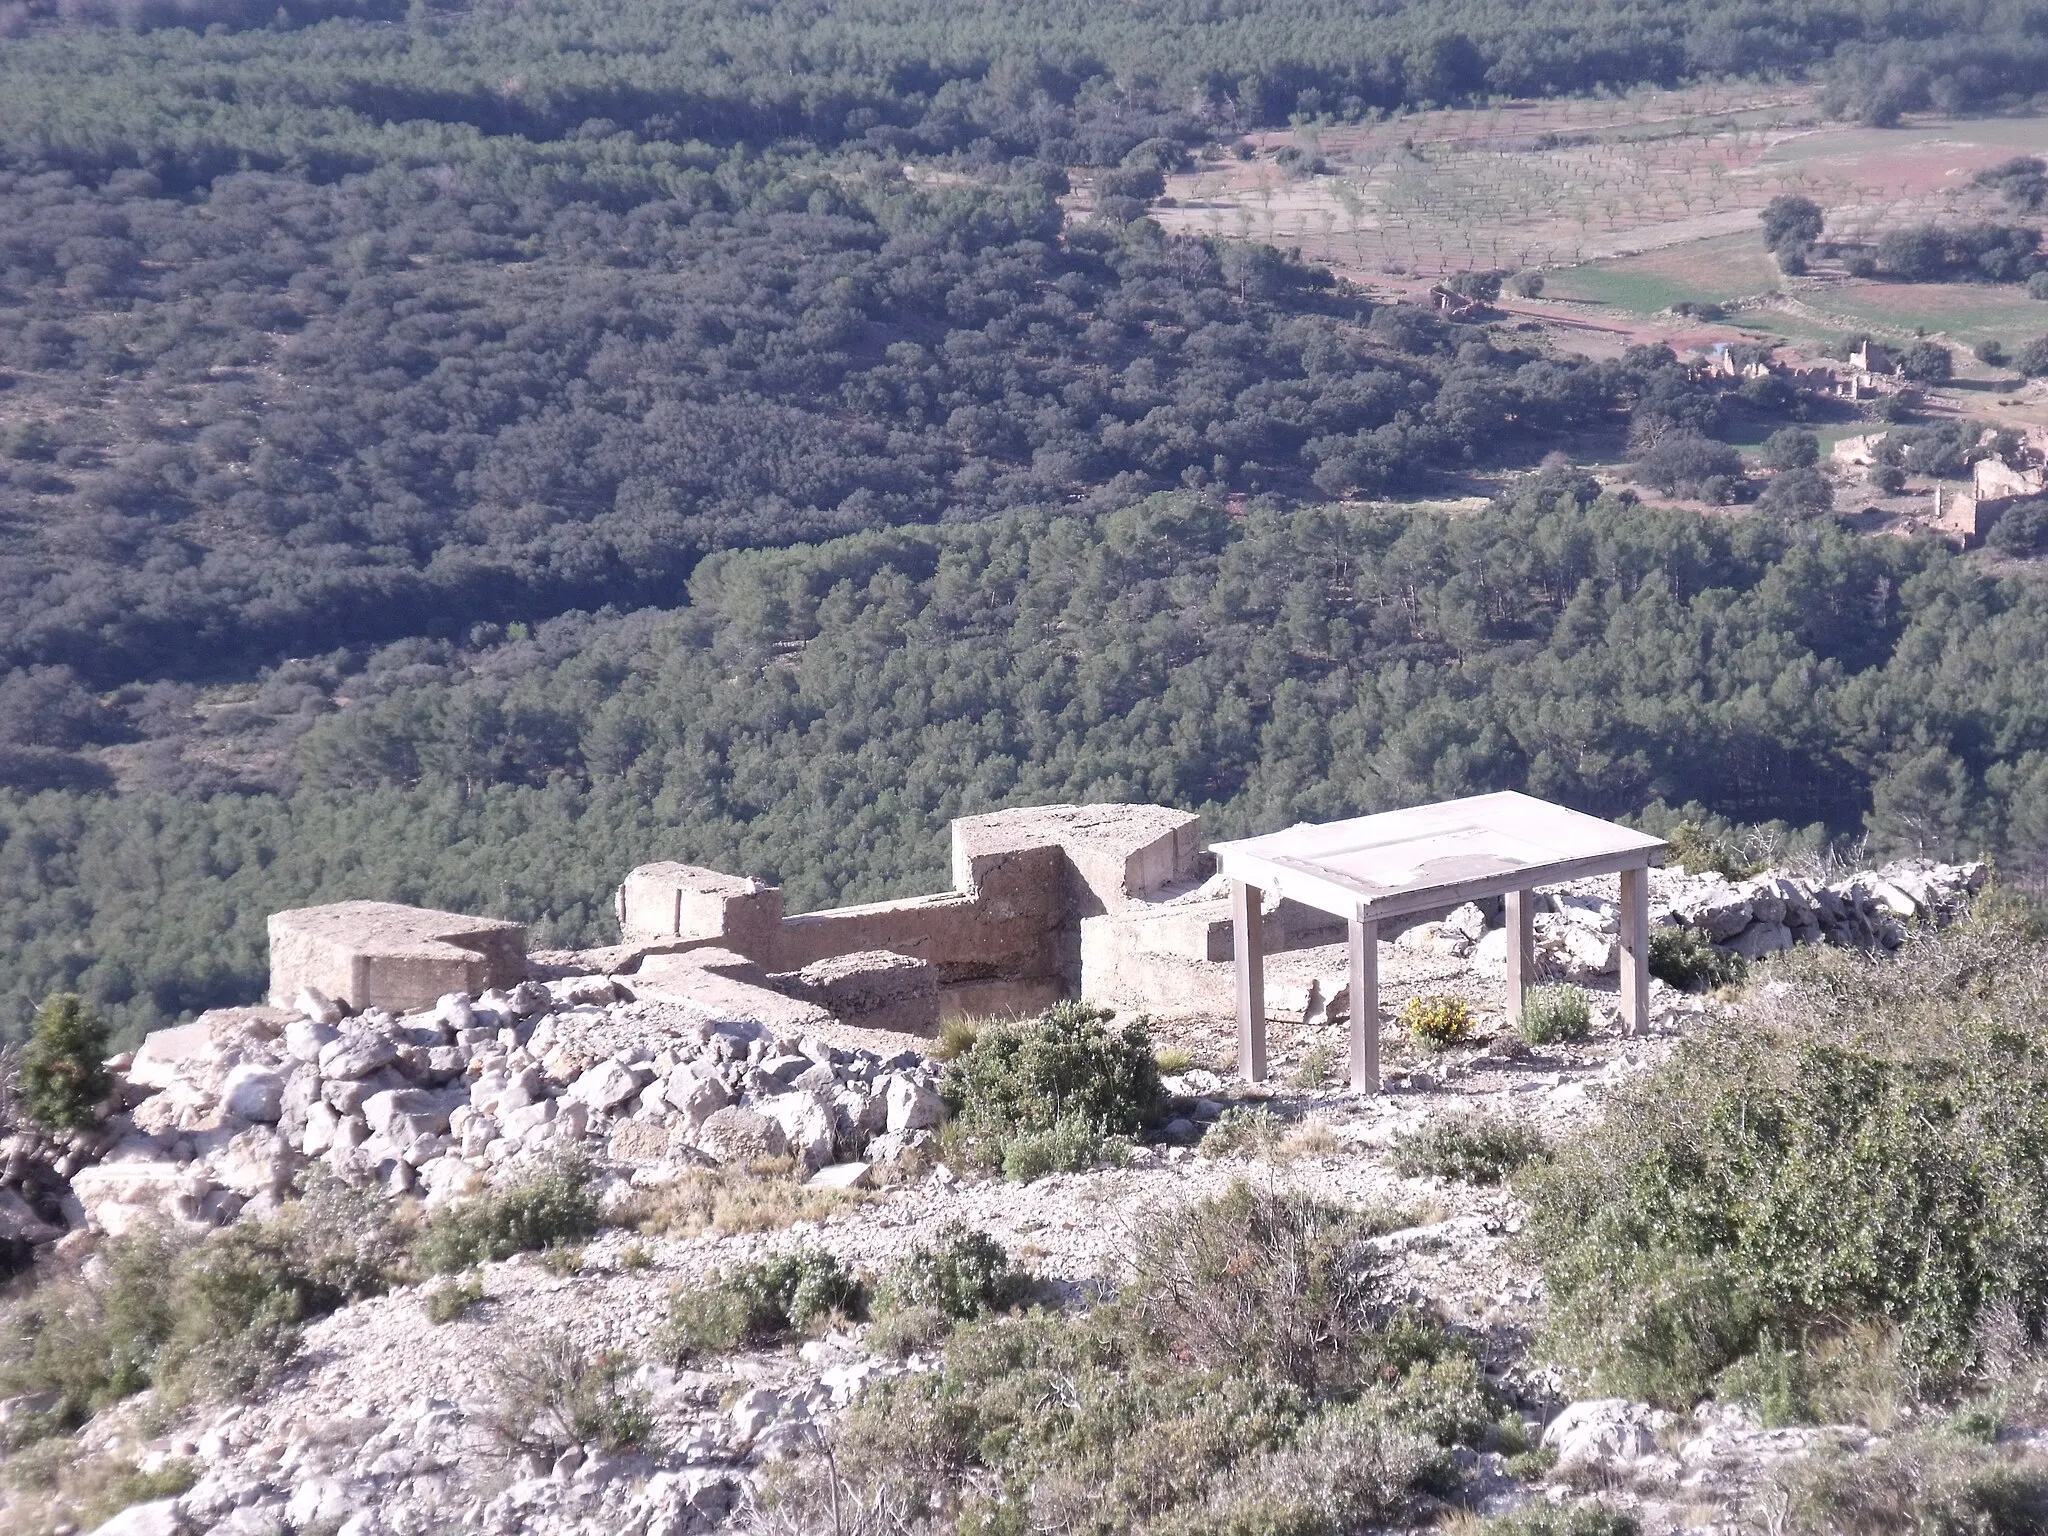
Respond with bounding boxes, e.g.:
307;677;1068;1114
1210;791;1666;920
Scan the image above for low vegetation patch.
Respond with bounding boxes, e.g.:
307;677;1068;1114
940;1001;1165;1179
1525;912;2048;1411
489;1333;653;1464
1467;1506;1641;1536
868;1224;1031;1356
665;1250;864;1362
1392;1112;1550;1186
1773;1427;2048;1536
414;1157;599;1273
1403;994;1474;1052
0;1180;403;1424
1200;1103;1284;1158
1647;924;1745;991
1;1443;199;1536
1292;1039;1339;1088
1518;985;1593;1045
424;1274;485;1325
622;1162;853;1236
823;1182;1489;1531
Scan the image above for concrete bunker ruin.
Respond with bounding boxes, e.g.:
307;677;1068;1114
267;901;526;1014
264;795;1664;1092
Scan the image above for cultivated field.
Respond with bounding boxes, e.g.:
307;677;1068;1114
1132;86;2048;358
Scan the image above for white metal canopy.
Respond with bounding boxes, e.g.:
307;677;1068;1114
1209;792;1666;1091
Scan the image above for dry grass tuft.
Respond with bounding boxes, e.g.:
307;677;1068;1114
622;1165;860;1237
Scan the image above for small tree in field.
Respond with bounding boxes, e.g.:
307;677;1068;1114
20;994;111;1130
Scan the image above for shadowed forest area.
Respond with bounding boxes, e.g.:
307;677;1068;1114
6;0;2048;1041
10;483;2048;1046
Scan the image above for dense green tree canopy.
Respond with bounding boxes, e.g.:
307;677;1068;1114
12;484;2048;1046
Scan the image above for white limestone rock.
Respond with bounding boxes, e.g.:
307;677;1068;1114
697;1106;788;1166
884;1074;946;1134
759;1090;837;1170
1542;1398;1672;1471
294;985;345;1027
219;1062;286;1124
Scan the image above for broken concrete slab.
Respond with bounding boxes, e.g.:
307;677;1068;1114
268;901;526;1015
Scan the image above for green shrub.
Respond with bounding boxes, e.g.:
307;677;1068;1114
1525;914;2048;1408
153;1183;404;1402
995;1110;1123;1181
1475;1505;1641;1536
425;1275;485;1324
414;1157;599;1273
879;1223;1025;1321
1392;1111;1548;1185
1663;820;1751;878
1383;1351;1499;1446
1125;1181;1398;1397
665;1248;863;1362
0;1181;403;1421
942;1000;1165;1179
19;994;111;1131
1776;1430;2048;1535
1199;1103;1283;1158
1648;924;1745;990
1519;984;1593;1044
0;1232;176;1435
869;1224;1028;1356
1711;1325;1906;1428
832;1181;1469;1531
1292;1039;1339;1089
1186;1401;1453;1532
489;1334;653;1462
1401;994;1473;1051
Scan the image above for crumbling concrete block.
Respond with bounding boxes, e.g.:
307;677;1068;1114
615;862;783;960
267;901;525;1015
951;802;1202;915
768;950;941;1035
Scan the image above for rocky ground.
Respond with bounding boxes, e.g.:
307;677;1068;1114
0;857;1996;1536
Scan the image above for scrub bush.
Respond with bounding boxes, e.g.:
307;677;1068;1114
1526;912;2048;1408
942;1001;1165;1178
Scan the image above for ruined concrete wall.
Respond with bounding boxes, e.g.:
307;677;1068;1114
612;803;1204;1024
772;850;1065;982
616;863;784;963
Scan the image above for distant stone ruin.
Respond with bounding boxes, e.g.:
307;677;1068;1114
267;901;526;1015
262;805;1994;1053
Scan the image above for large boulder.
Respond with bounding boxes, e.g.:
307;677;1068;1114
697;1107;788;1166
362;1087;459;1141
0;1188;63;1245
758;1091;837;1170
663;1072;733;1128
87;1498;191;1536
1542;1398;1671;1471
127;1021;219;1092
214;1125;301;1200
319;1029;398;1081
570;1058;643;1113
1726;920;1795;960
218;1063;286;1124
69;1161;193;1237
884;1074;946;1134
1683;881;1755;941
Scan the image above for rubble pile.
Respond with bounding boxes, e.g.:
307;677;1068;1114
1388;857;1988;982
55;978;949;1241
